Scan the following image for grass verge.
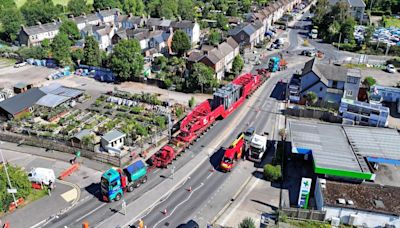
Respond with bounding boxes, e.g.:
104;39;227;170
16;0;94;7
0;57;16;66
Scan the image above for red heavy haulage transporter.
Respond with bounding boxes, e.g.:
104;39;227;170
149;72;270;168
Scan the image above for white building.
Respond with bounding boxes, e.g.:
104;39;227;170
101;130;126;153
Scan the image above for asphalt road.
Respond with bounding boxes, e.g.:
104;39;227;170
138;68;292;227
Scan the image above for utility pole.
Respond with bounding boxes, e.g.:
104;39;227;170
337;32;342;51
0;142;18;208
168;111;172;141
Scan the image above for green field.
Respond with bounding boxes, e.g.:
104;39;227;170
383;17;400;28
15;0;94;8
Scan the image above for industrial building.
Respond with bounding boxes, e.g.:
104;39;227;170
315;178;400;227
288;120;400;181
339;98;389;127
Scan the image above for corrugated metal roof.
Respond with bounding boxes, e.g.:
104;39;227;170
102;130;126;142
289;120;363;172
40;84;84;98
73;129;92;141
36;94;69;108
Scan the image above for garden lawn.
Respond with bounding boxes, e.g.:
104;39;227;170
15;0;94;7
384;17;400;28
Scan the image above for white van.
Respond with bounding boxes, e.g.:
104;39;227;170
28;168;56;186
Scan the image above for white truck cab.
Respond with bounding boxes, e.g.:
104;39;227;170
248;134;267;162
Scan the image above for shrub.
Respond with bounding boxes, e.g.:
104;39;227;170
188;96;195;108
363;76;376;89
387;58;400;67
239;217;256;228
263;164;282;182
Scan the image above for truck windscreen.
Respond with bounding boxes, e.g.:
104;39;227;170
101;177;109;192
223;157;233;163
251;147;262;154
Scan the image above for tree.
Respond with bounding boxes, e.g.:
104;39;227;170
71;49;84;65
327;21;340;40
239;217;256;228
41;39;52;58
153;56;168;71
340;17;356;43
93;0;121;10
216;14;228;30
0;0;16;9
111;39;144;80
171;30;191;56
241;0;251;13
178;0;195;20
121;0;144;15
18;46;46;59
0;164;32;212
363;76;376;89
305;91;318;106
51;33;72;66
67;0;88;16
208;29;222;46
188;96;195;108
59;20;80;41
0;8;25;42
146;0;161;17
364;25;375;44
190;63;218;93
226;1;238;16
20;0;61;26
263;164;282;182
232;55;244;75
255;0;268;6
159;0;178;19
83;36;101;66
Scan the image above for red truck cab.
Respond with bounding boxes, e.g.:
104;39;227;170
220;134;245;172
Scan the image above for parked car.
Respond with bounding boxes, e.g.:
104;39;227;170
14;61;27;68
301;49;316;57
244;127;256;142
386;64;397;73
177;220;199;228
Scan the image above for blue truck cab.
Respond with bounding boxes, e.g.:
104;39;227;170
101;160;147;202
268;57;280;72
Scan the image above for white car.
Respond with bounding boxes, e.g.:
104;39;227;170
386;64;396;73
14;61;27;68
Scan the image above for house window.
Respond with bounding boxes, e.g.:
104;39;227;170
346;90;353;96
332;81;338;89
320;87;323;91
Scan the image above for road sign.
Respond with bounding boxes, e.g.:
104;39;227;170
7;188;17;194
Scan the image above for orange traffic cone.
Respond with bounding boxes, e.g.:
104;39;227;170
187;186;192;192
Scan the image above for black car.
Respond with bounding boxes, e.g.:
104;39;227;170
177;220;199;228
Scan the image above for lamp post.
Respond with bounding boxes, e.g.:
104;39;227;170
0;141;18;207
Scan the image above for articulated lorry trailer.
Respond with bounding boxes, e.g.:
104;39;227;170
101;160;147;201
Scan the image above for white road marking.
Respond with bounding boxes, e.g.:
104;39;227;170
153;183;205;228
75;203;106;223
206;172;213;179
220;178;260;226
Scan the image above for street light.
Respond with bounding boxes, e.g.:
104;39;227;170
0;141;18;207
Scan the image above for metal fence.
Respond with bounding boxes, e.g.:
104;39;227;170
284;108;342;123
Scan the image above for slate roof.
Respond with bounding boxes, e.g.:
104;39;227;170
187;51;205;62
22;22;62;36
226;37;239;49
71;14;99;24
301;58;348;86
243;24;257;36
123;15;144;25
102;130;126;142
171;20;196;29
94;24;113;36
0;88;46;115
147;18;172;27
98;8;120;17
348;0;366;7
115;28;127;40
217;42;234;57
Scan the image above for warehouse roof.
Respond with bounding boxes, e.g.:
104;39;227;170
289;120;364;173
0;88;46;116
40;83;84;98
36;94;70;108
289;120;400;172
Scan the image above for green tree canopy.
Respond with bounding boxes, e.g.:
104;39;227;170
71;48;84;65
83;36;101;66
20;0;61;26
305;91;318;106
0;164;32;212
171;30;191;56
93;0;121;10
178;0;195;20
111;39;144;80
59;20;80;41
363;76;376;89
67;0;89;16
18;46;45;59
159;0;178;19
121;0;145;15
0;8;25;42
208;29;222;46
51;32;72;66
340;17;356;42
232;55;244;75
190;63;218;93
241;0;252;13
0;0;16;8
216;14;228;30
